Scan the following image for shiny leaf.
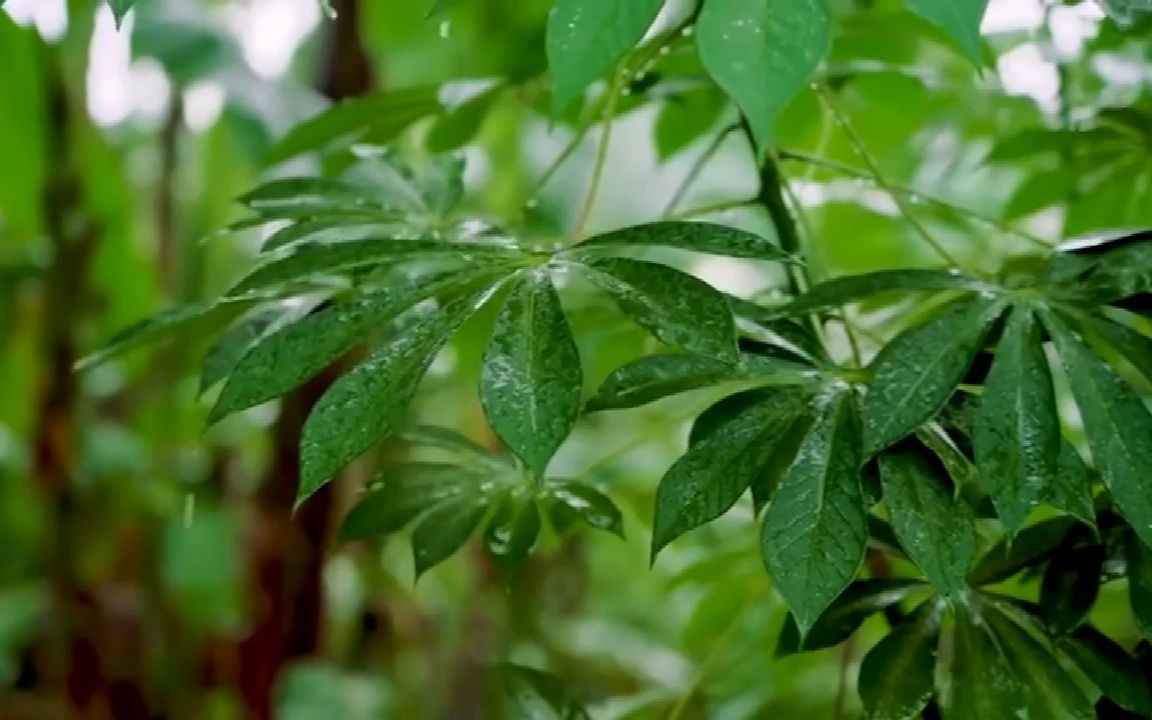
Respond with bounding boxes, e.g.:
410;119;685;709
906;0;990;63
776;579;925;655
576;221;794;262
774;269;993;318
411;495;489;579
1060;626;1152;714
859;601;941;720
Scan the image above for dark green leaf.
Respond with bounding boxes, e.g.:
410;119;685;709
580;258;738;361
200;304;296;393
546;0;664;114
944;603;1024;720
481;270;582;478
879;447;974;600
1044;311;1152;549
544;482;624;537
1126;532;1152;640
298;290;492;503
776;579;925;656
575;221;793;262
968;516;1076;585
974;307;1059;534
1086;314;1152;387
906;0;990;63
862;297;1005;456
1049;441;1098;529
858;600;941;720
398;426;512;472
1060;626;1152;715
1040;544;1105;635
762;390;869;635
652;386;811;559
773;269;994;318
411;494;489;578
109;0;135;27
339;463;481;541
485;496;541;572
697;0;831;146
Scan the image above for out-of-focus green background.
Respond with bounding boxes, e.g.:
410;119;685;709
1;0;1150;717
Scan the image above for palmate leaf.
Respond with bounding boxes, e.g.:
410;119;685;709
769;268;994;319
298;289;496;504
340;463;486;541
260;220;403;253
1059;626;1152;715
545;0;664;114
968;516;1077;586
878;446;974;601
858;600;941;720
238;177;401;220
697;0;831;147
651;386;812;559
905;0;990;64
543;482;624;537
574;221;794;262
412;494;491;579
862;296;1005;456
480;269;583;478
1049;441;1098;529
578;257;738;361
200;303;305;393
485;495;542;573
974;306;1060;534
1043;311;1152;549
762;389;869;635
776;579;926;656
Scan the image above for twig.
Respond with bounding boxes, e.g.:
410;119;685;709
663;124;740;218
573;70;624;239
667;197;757;221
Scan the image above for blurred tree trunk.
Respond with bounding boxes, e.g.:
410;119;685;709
236;1;376;716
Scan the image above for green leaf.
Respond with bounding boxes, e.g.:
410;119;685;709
485;496;541;572
1048;441;1098;528
398;426;513;473
259;220;402;253
298;290;493;503
1039;543;1104;635
944;603;1025;720
974;307;1060;534
862;297;1004;456
697;0;831;147
858;601;941;720
906;0;990;63
212;268;510;423
586;352;811;412
968;516;1076;586
480;269;583;478
575;221;794;262
544;482;624;537
411;494;489;579
545;0;664;114
238;177;399;219
1085;314;1152;387
773;269;993;318
1044;311;1152;549
109;0;135;27
1126;532;1152;640
200;304;296;393
228;240;526;296
652;386;811;559
762;390;869;635
1060;626;1152;715
579;258;738;361
654;87;727;161
427;85;503;152
496;664;591;720
266;89;442;164
339;463;481;541
776;579;925;655
879;447;974;600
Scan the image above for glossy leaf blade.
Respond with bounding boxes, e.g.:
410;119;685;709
762;390;869;635
862;297;1004;456
945;603;1023;720
1039;544;1105;635
974;307;1059;534
544;482;624;537
1049;441;1097;528
298;290;492;503
339;463;480;541
1126;532;1152;640
480;269;583;478
1044;311;1152;549
546;0;664;114
1060;626;1152;715
773;269;993;318
411;495;489;578
697;0;831;146
906;0;990;63
200;304;295;393
968;516;1076;586
859;601;941;720
879;448;974;600
776;579;924;656
580;258;738;361
485;497;541;572
577;221;794;262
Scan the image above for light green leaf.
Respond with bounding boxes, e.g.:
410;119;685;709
485;496;541;572
1060;626;1152;715
652;386;811;559
238;177;399;219
339;463;480;541
259;220;402;253
776;579;925;656
544;482;624;537
906;0;990;63
411;494;489;579
575;221;794;262
879;447;974;600
697;0;831;147
1044;311;1152;549
1126;532;1152;640
968;516;1076;586
480;269;583;478
974;307;1059;534
773;269;994;318
546;0;664;114
580;258;738;361
859;601;941;720
862;297;1004;456
427;85;503;153
762;390;869;635
586;352;811;412
298;290;493;503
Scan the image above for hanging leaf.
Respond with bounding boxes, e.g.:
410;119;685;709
944;603;1025;720
485;496;542;573
260;220;402;253
1039;543;1105;635
546;0;665;114
1059;626;1152;715
411;494;490;578
1048;441;1098;529
340;463;484;541
776;579;926;655
773;269;994;318
697;0;831;147
1044;311;1152;549
974;307;1060;534
480;269;583;478
298;290;493;503
578;258;739;361
858;601;941;720
862;297;1004;456
1126;532;1152;640
905;0;990;64
200;304;298;393
427;85;504;153
651;386;811;559
878;446;974;600
574;221;794;262
544;482;624;537
762;390;869;635
968;516;1077;586
238;177;399;219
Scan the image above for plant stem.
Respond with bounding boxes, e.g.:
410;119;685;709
816;84;968;269
573;70;624;239
663;123;740;218
668;197;758;221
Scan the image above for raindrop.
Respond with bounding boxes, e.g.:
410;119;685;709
439;20;451;39
680;26;694;37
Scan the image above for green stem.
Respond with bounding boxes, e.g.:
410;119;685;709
667;197;757;221
573;70;624;240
